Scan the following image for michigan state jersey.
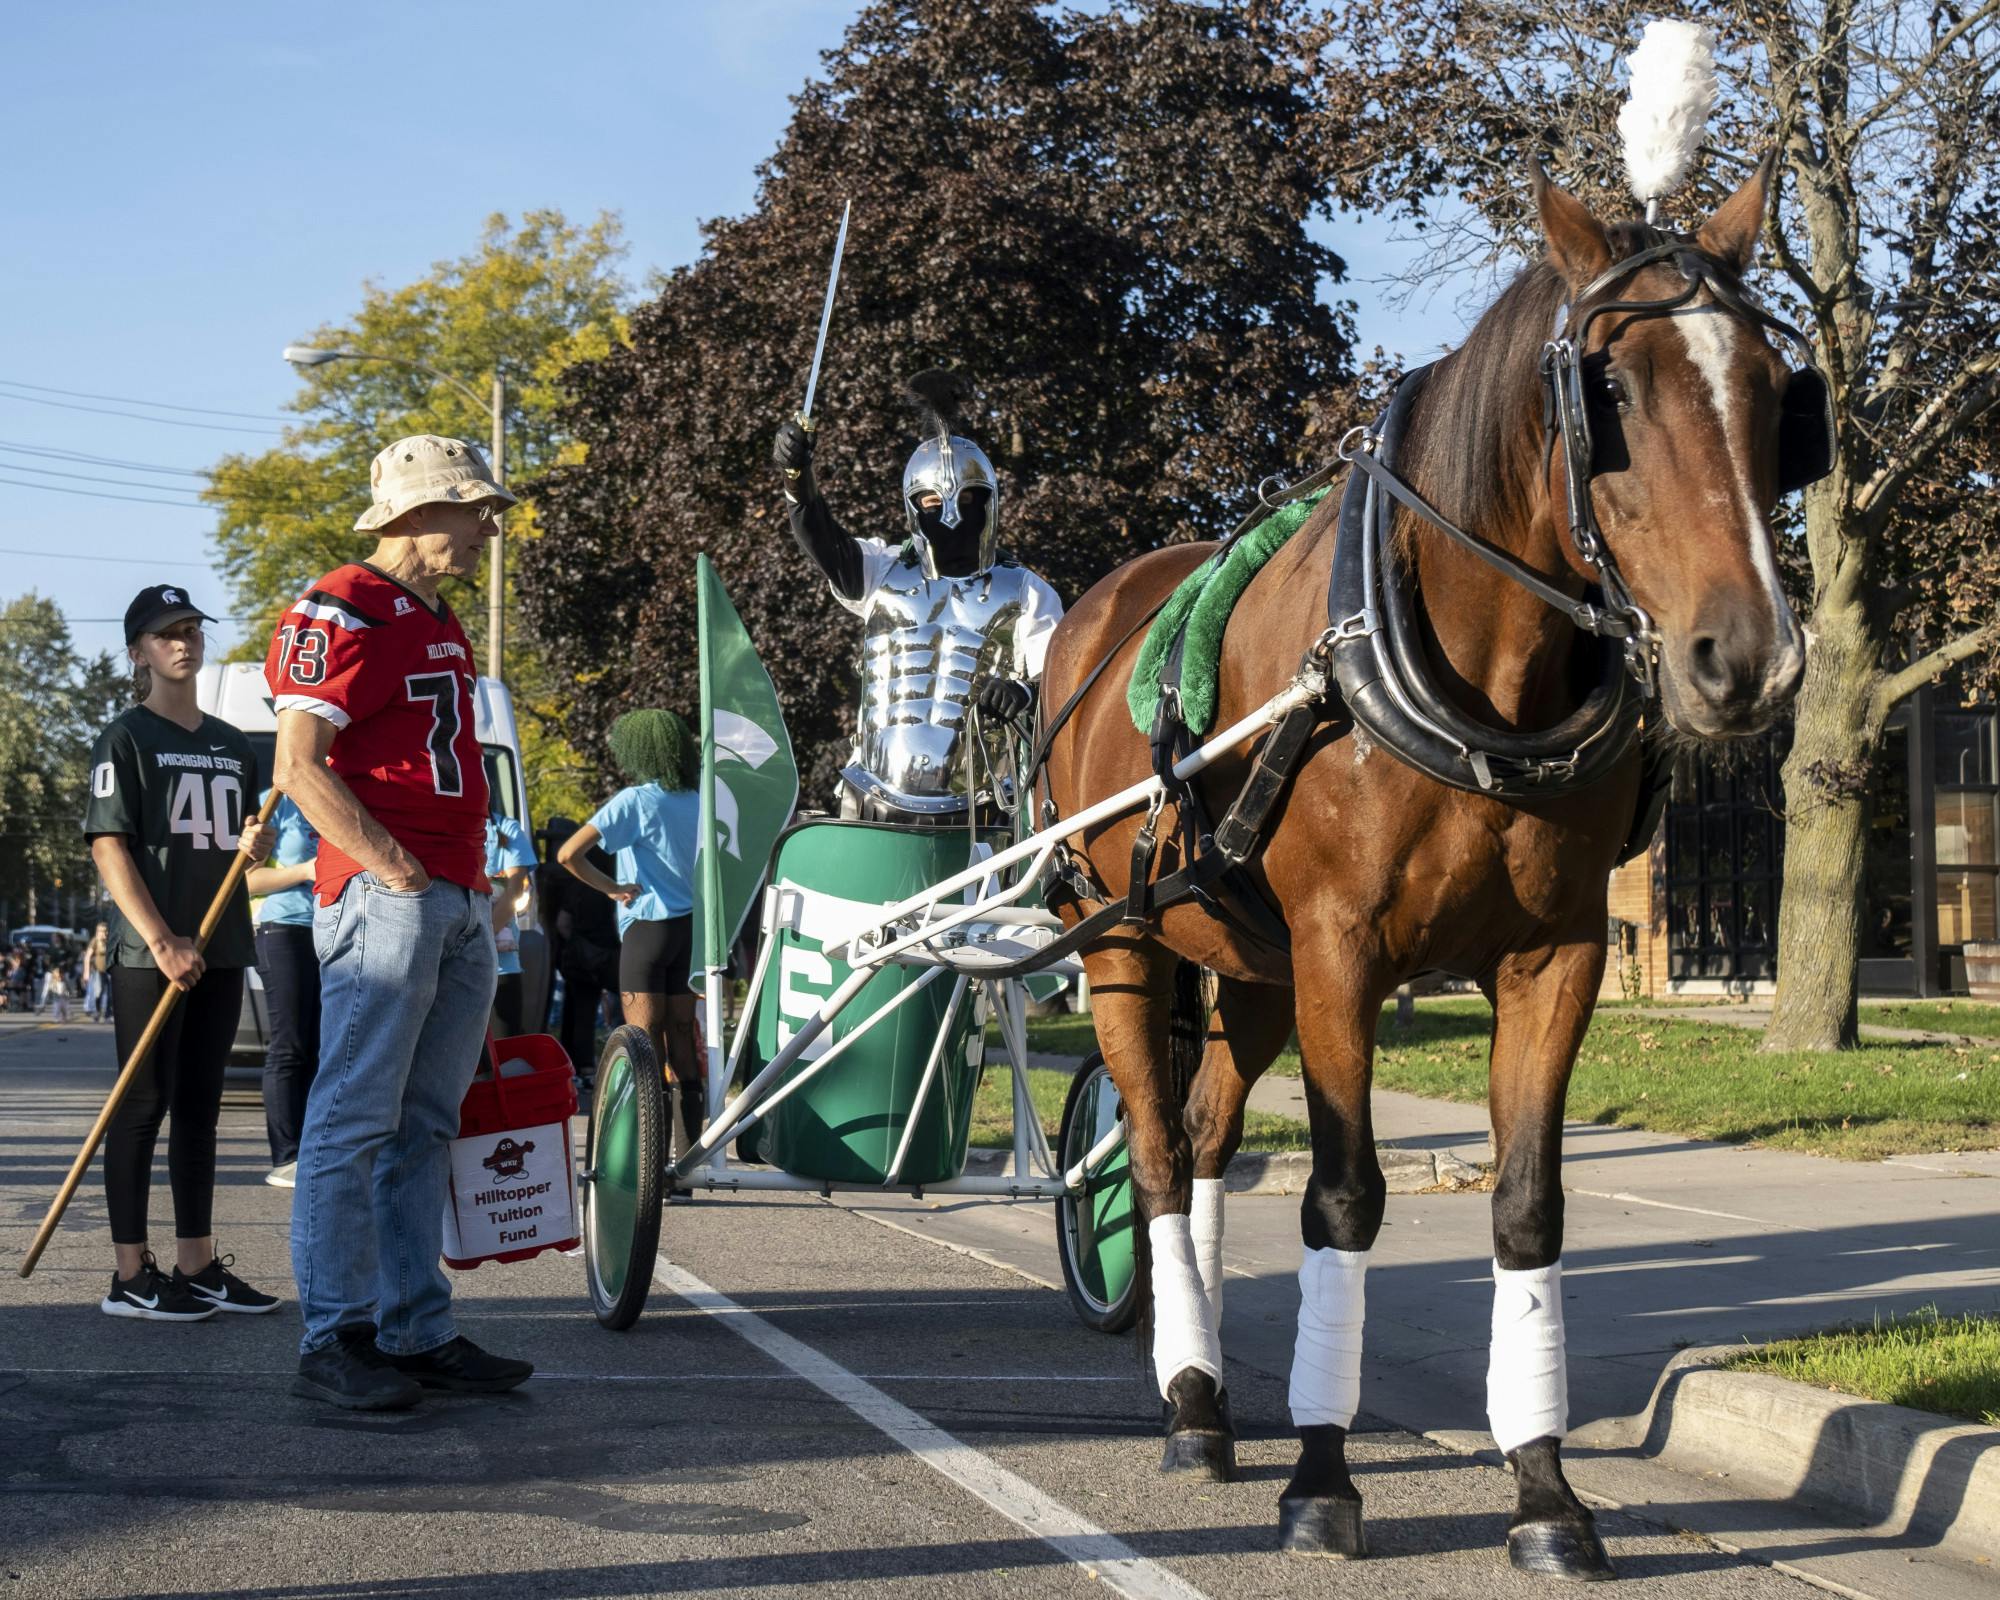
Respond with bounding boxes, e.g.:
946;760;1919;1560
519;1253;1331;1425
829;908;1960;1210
83;705;256;969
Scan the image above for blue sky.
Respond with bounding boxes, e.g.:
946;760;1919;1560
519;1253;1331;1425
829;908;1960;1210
4;1;1440;664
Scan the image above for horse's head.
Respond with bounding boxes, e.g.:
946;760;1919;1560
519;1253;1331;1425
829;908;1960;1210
1531;158;1813;739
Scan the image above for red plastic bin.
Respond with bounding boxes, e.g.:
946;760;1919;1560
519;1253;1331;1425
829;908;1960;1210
441;1031;579;1269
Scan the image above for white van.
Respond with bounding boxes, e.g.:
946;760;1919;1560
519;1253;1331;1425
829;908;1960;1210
195;664;546;1061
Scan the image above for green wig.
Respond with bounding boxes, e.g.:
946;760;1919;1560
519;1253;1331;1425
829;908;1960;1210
609;708;699;791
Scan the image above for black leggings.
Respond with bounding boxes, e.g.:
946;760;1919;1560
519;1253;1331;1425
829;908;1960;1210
104;965;243;1245
255;924;321;1165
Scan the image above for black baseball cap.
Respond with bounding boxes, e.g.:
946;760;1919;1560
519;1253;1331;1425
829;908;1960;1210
123;584;215;644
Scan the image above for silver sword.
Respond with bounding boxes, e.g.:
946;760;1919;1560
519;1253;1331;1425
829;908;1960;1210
788;203;852;472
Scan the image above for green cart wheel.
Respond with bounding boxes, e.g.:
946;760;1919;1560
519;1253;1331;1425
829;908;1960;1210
581;1024;666;1331
1055;1051;1139;1334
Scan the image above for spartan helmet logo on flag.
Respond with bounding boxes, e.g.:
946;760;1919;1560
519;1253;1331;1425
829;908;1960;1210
711;709;781;860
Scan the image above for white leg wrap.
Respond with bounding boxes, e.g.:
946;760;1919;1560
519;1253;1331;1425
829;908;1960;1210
1149;1213;1223;1400
1486;1259;1568;1453
1189;1178;1225;1331
1288;1246;1368;1429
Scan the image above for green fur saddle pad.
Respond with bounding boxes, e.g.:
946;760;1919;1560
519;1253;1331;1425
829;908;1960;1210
1127;486;1332;735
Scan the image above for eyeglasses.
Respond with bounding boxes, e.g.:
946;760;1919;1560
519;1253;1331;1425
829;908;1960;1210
472;502;503;526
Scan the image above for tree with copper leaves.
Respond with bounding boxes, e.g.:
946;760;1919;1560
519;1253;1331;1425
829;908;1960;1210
520;0;1355;802
1315;0;2000;1049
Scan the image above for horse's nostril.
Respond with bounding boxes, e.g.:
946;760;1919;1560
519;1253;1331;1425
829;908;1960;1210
1689;636;1728;690
1686;632;1759;706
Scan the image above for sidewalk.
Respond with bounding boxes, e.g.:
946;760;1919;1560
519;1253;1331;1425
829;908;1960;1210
1633;1000;1995;1047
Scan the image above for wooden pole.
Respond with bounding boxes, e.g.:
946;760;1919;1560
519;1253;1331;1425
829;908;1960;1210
19;788;284;1278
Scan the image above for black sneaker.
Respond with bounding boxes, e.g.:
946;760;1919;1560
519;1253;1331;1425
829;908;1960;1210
101;1252;216;1322
381;1335;534;1394
294;1328;423;1411
173;1252;280;1315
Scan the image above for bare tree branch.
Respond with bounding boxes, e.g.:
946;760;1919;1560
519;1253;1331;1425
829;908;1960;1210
1857;348;2000;531
1866;122;1969;409
1851;0;2000;133
1873;621;2000;723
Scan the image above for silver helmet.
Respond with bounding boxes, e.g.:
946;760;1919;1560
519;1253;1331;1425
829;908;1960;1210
901;433;999;580
900;368;999;580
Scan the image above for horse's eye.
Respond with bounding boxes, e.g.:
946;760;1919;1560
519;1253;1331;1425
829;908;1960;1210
1596;373;1629;409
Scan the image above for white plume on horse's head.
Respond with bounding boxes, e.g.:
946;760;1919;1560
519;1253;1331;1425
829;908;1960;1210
1616;19;1717;220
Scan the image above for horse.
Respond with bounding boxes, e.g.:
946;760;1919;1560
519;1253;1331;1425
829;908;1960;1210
1037;155;1814;1579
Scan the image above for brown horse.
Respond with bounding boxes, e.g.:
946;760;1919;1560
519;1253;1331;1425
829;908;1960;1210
1038;158;1809;1578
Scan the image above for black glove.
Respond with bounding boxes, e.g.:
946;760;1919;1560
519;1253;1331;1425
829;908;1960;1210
974;677;1034;724
772;416;816;497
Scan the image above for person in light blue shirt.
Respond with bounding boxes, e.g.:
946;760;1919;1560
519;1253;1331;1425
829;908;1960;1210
559;710;702;1145
484;810;539;1036
247;790;321;1187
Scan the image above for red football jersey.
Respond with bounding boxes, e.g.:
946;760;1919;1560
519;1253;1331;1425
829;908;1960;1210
263;563;489;904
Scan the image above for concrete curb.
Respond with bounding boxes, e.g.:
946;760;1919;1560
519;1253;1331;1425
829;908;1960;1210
960;1143;1486;1195
1572;1344;2000;1564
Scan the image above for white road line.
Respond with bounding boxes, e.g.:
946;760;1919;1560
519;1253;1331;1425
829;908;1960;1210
832;1201;1065;1291
537;1372;1135;1383
0;1366;1133;1383
653;1253;1210;1600
1567;1187;1810;1231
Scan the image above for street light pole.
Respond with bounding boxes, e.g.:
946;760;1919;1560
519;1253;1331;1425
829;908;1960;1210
281;344;510;683
488;371;506;682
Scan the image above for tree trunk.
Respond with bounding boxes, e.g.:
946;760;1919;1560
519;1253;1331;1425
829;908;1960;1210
1765;606;1880;1051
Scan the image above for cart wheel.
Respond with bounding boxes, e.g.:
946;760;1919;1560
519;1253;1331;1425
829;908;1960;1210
1055;1051;1138;1334
581;1024;665;1330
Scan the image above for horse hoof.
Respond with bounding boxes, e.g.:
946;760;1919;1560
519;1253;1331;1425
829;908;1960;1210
1160;1428;1236;1481
1508;1519;1615;1581
1278;1494;1367;1558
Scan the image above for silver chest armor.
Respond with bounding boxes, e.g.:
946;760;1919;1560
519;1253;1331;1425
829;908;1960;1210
842;556;1039;817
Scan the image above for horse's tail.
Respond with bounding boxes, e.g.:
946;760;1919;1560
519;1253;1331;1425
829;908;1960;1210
1136;957;1211;1379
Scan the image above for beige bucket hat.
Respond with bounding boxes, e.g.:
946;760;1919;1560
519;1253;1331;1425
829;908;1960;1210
355;434;518;532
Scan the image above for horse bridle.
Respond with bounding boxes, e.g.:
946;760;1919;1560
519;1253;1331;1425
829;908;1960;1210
1537;237;1836;696
1316;233;1835;800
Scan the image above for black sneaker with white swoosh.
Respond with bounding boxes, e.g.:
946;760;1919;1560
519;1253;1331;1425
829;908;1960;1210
101;1252;216;1321
173;1252;281;1315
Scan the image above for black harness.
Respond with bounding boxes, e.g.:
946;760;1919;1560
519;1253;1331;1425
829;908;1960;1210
1012;237;1834;970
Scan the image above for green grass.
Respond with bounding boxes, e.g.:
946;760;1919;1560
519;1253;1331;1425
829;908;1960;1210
1020;997;2000;1161
1728;1308;2000;1427
1863;1000;2000;1039
966;1056;1310;1152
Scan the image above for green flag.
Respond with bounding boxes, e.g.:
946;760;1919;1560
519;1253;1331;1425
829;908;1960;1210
694;554;799;993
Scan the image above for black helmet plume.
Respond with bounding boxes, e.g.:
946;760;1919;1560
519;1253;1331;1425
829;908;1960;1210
903;368;971;442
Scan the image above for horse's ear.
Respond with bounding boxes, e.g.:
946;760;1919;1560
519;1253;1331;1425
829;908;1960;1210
1696;151;1776;273
1529;157;1613;287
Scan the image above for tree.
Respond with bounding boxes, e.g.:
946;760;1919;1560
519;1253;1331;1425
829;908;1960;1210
522;0;1355;800
206;211;630;824
0;596;122;926
1315;0;2000;1049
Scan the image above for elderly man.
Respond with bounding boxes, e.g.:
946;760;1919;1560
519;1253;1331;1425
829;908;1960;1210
265;435;532;1410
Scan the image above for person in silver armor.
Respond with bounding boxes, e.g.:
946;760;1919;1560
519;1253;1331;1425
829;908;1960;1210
772;370;1063;824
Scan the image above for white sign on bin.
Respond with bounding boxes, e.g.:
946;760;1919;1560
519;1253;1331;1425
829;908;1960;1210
442;1118;575;1263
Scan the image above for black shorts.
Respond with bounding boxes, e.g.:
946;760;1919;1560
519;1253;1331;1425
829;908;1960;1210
620;914;692;997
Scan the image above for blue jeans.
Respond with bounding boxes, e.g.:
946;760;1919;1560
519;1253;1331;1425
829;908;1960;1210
296;874;496;1355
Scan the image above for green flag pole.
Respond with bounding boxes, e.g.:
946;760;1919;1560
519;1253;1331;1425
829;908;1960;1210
697;557;725;1146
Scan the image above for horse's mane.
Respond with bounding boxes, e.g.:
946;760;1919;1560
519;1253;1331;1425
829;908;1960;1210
1400;220;1670;544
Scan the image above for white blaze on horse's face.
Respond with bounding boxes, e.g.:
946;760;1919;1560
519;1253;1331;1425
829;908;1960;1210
1592;291;1808;740
1670;304;1807;718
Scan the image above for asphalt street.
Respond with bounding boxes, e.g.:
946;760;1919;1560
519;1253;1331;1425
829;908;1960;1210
0;1016;1977;1598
